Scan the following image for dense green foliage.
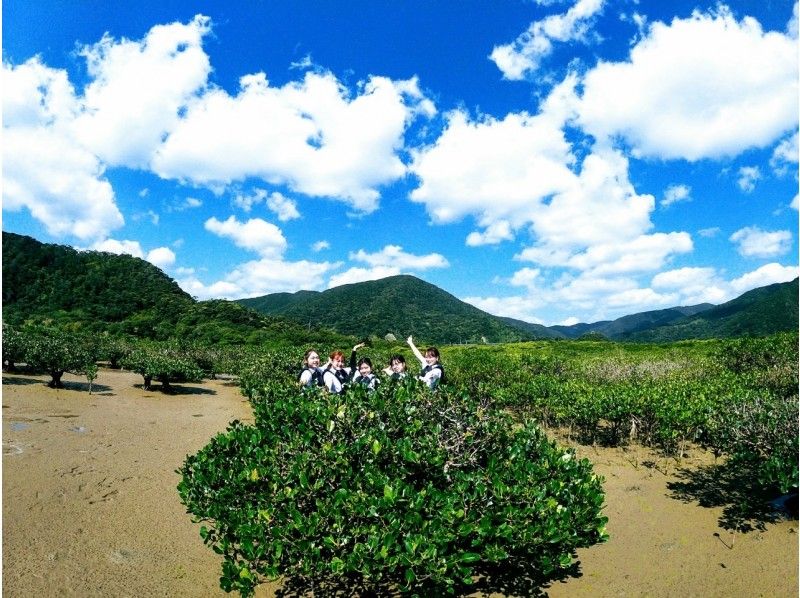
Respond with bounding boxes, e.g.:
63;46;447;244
9;326;99;388
179;380;607;595
3;231;192;330
238;275;541;344
119;340;205;391
2;232;353;347
624;278;799;342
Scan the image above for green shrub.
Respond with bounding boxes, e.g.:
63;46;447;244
178;380;607;595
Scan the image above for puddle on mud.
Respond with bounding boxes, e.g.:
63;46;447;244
70;426;88;434
9;422;30;431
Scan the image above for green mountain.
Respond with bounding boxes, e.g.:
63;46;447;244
2;232;349;346
239;275;540;344
623;278;799;342
551;304;713;339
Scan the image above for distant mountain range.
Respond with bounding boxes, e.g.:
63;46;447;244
239;274;798;344
3;231;797;345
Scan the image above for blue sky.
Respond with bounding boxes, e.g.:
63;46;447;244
3;0;798;326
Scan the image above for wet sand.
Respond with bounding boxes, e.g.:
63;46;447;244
3;369;797;597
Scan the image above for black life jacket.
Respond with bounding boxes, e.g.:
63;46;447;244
357;373;380;390
421;363;446;386
323;366;350;392
299;367;324;387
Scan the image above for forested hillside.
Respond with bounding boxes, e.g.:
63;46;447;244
239;275;540;344
2;232;349;346
625;278;799;342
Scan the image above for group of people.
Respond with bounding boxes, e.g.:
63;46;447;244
299;336;444;394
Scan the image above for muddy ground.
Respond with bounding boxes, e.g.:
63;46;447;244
3;369;797;597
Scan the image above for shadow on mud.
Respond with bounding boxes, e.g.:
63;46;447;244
667;460;798;532
273;558;581;597
2;376;42;386
134;383;217;396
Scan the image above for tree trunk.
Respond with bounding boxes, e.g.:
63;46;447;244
48;370;65;389
143;374;153;390
159;375;173;394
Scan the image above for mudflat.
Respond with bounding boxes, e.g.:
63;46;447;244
3;369;797;597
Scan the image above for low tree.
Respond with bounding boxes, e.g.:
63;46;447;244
2;324;25;371
121;340;204;392
19;327;98;388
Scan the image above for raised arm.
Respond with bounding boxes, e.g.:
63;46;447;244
349;342;365;374
406;336;425;367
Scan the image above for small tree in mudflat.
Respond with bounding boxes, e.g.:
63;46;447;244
121;340;204;392
20;327;98;388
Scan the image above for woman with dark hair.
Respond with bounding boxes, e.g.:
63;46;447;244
407;336;445;389
352;356;380;391
382;354;407;380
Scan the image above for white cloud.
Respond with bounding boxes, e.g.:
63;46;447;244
179;257;341;300
651;267;729;304
3;59;124;241
730;226;792;258
770;131;799;175
266;192;301;221
312;240;331;252
791;194;799;210
91;238;144;258
466;221;514;246
349;245;449;270
604;287;676;309
328;266;402;288
462;295;547;323
490;0;605;79
737;166;761;193
146;246;176;269
730;262;799;293
698;227;721;238
73;15;212;168
152;71;435;212
575;7;798;160
513;150;661;269
509;267;543;291
661;184;691;207
233;188;268;212
409;108;575;225
204;215;287;258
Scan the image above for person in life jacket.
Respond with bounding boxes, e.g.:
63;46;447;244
382;354;407;381
407;336;445;389
321;343;364;393
298;348;325;388
352;357;380;391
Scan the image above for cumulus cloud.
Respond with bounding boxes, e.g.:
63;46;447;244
462;295;547;323
204;215;287;258
312;240;331;252
328;266;402;288
73;15;212;167
661;184;691;208
3;59;124;241
91;238;145;258
730;226;792;258
490;0;605;79
179;257;341;300
146;246;176;269
575;6;798;160
349;245;449;270
466;221;514;246
651;267;729;304
152;71;435;212
729;262;799;292
737;166;761;193
791;194;799;210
